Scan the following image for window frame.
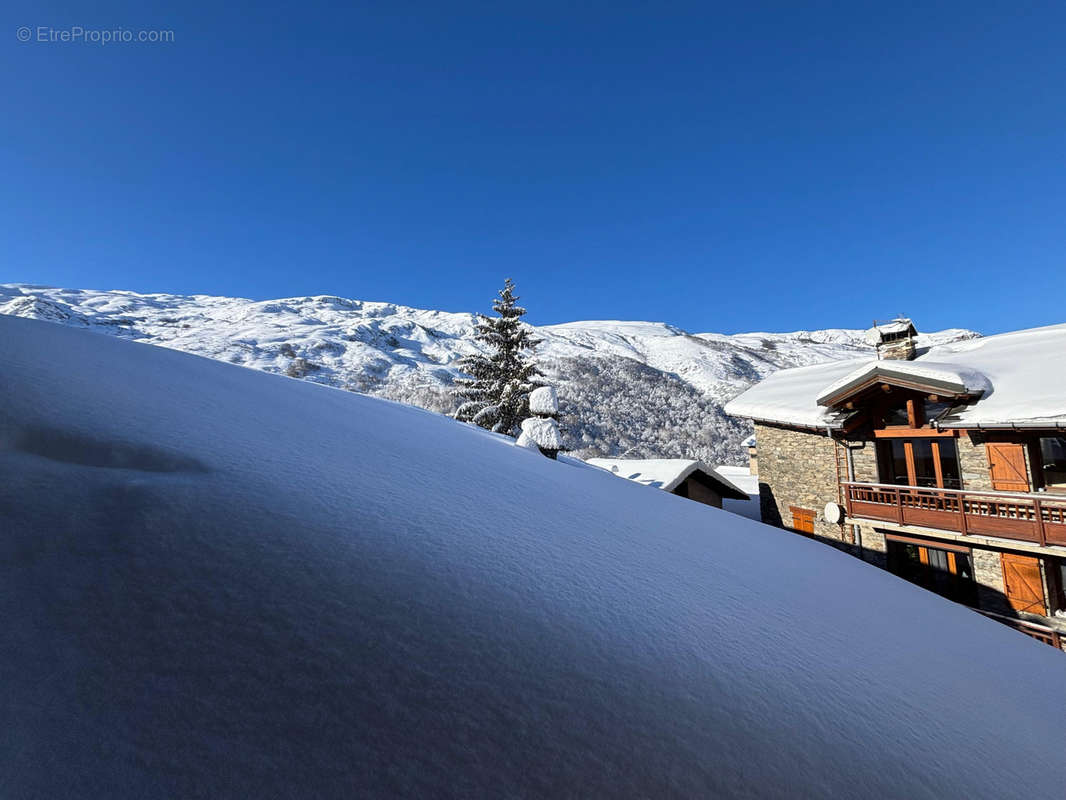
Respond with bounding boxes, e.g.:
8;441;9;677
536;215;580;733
1034;434;1066;494
876;437;961;490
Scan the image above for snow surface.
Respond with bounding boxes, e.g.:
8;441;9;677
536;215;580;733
724;358;866;429
0;284;978;464
1;314;1064;798
726;323;1066;429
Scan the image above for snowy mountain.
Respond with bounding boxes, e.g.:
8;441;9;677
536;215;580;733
2;311;1063;798
0;284;978;463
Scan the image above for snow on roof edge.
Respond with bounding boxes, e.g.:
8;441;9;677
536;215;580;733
587;458;749;499
726;323;1066;429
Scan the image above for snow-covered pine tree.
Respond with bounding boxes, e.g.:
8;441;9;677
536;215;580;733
517;385;564;459
453;278;542;436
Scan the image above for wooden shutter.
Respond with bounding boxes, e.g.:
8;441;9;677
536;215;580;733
986;443;1029;492
1001;553;1046;615
789;506;815;536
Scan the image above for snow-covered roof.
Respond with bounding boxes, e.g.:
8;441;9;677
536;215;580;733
5;313;1066;797
714;464;759;496
713;465;762;521
726;323;1066;430
815;360;992;407
586;458;749;500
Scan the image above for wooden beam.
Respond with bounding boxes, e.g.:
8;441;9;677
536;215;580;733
873;428;960;439
906;398;919;428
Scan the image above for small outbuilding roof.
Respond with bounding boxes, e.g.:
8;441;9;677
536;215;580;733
586;458;750;500
726;323;1066;430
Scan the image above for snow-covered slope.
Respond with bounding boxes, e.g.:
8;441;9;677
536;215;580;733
0;285;978;464
1;314;1062;798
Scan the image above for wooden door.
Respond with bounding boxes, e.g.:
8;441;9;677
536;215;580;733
1001;553;1046;615
987;443;1029;492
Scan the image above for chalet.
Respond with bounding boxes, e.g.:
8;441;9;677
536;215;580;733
725;320;1066;651
587;458;751;510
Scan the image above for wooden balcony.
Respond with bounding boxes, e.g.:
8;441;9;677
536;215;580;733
842;481;1066;548
973;609;1064;651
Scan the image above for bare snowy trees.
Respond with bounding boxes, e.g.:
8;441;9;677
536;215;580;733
453;279;541;436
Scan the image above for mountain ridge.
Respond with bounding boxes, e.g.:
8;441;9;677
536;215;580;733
0;284;979;464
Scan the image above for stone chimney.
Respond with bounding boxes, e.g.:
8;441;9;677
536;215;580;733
865;318;918;361
743;435;758;476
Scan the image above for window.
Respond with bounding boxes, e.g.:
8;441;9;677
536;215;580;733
881;399;911;427
937;439;961;489
876;393;954;429
1047;558;1066;616
911;439;938;488
877;439;909;485
886;538;977;605
789;506;815;536
923;399;953;424
1039;436;1066;492
876;438;961;489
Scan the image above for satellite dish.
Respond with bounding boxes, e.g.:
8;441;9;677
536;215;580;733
824;502;845;525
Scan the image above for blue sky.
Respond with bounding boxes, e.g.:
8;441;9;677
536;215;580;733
3;1;1064;334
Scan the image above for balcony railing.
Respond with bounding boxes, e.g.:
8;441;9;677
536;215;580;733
842;481;1066;547
974;609;1064;651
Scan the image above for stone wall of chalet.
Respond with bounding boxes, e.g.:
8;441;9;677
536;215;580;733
754;422;850;547
848;440;879;483
958;433;994;491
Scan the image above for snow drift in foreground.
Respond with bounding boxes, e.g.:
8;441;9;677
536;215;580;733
0;315;1062;799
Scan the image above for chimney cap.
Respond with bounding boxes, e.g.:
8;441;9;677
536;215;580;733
864;318;917;347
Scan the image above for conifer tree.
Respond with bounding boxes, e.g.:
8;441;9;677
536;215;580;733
454;278;541;436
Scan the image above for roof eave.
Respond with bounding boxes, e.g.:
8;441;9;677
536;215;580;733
938;420;1066;430
816;371;973;408
725;409;845;433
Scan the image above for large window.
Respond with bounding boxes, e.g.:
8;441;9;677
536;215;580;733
876;438;961;489
877;395;954;429
1039;436;1066;492
886;539;977;605
878;439;909;485
936;439;961;488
